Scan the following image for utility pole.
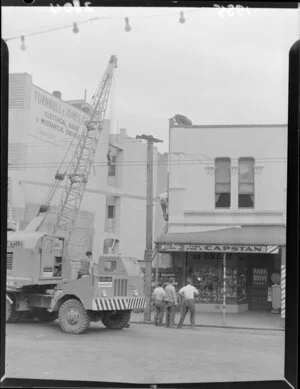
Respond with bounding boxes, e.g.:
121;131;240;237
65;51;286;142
136;134;163;321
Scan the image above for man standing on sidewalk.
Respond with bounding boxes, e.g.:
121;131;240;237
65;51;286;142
177;278;199;330
152;282;166;326
164;278;178;328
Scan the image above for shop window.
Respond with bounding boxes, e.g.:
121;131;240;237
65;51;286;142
215;158;231;208
239;158;254;208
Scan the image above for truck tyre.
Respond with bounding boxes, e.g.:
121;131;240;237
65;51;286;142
35;309;58;322
58;299;90;334
102;310;131;329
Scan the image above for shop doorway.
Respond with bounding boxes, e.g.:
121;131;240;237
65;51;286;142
247;255;275;311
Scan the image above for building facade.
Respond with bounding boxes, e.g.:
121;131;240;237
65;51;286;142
8;73;167;274
156;119;287;313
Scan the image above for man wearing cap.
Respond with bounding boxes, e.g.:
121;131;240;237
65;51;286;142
164;277;178;328
152;282;166;326
177;278;199;330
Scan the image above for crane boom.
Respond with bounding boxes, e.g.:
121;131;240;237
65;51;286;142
53;55;117;249
25;55;117;251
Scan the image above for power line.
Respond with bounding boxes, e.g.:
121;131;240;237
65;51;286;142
8;158;288;169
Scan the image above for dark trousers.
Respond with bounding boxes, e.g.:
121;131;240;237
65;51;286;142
154;300;165;325
177;299;196;329
165;301;176;327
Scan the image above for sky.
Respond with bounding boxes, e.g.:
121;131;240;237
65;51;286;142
2;6;299;153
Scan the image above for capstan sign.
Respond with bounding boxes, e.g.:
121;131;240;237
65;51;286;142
159;243;279;254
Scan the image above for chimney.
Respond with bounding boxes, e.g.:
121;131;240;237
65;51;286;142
53;91;62;99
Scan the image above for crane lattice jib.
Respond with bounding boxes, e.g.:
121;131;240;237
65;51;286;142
53;55;117;250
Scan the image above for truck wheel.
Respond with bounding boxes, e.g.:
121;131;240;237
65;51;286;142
35;309;58;322
102;310;131;329
58;299;90;334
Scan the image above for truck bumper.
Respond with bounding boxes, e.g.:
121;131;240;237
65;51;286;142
92;297;146;311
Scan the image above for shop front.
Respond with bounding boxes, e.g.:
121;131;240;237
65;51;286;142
156;226;286;313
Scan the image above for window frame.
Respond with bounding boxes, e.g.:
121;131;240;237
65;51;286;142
108;155;117;177
107;205;115;219
215;157;231;209
238;157;255;209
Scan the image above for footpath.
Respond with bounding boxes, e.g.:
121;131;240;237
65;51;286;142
131;310;285;331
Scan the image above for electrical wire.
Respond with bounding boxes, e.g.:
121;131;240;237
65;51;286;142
4;8;202;42
8;158;288;169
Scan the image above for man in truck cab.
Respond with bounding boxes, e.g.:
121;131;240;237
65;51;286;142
77;251;93;279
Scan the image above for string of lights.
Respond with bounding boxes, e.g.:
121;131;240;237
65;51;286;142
4;8;202;50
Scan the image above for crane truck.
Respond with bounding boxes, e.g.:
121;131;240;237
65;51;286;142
6;55;146;334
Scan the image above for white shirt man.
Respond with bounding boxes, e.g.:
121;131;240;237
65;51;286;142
177;278;199;330
178;284;199;300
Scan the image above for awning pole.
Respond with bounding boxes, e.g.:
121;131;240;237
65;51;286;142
222;253;226;326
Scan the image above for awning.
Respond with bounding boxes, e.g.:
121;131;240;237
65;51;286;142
156;226;286;254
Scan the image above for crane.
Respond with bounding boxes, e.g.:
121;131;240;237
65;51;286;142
25;55;118;253
6;55;147;334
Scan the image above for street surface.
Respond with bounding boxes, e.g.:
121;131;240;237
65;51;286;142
4;321;284;384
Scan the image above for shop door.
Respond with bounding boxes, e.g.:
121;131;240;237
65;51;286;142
248;265;269;311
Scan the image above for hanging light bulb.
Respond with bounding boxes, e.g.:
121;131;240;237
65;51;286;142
124;17;131;32
179;11;186;24
72;22;79;34
20;35;26;51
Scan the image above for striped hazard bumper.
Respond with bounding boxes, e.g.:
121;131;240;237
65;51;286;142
92;297;146;311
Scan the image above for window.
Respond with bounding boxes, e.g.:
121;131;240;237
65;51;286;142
104;260;117;272
107;205;114;219
108;155;116;177
215;158;231;208
239;158;254;208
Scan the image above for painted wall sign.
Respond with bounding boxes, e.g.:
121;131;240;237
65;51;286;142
159;242;269;253
253;268;268;284
32;86;85;141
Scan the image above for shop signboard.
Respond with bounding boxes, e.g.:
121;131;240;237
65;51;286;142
253;268;268;285
159;243;279;254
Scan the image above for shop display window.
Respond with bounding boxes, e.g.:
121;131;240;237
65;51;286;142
187;253;248;305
